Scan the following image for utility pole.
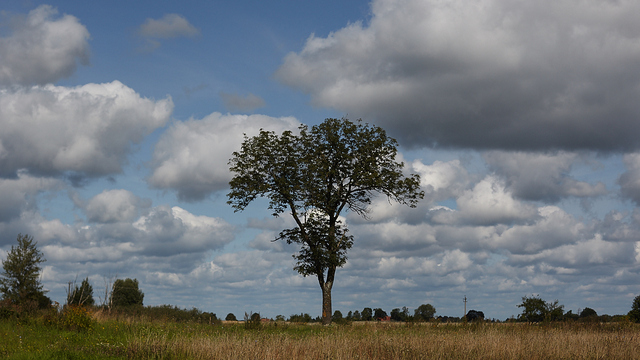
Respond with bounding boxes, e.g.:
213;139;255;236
463;295;467;318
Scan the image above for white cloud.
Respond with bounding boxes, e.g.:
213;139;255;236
138;14;199;39
487;206;585;255
276;0;640;151
0;170;62;222
618;153;640;205
449;175;539;225
0;5;90;86
484;151;607;202
0;81;173;179
85;189;150;223
148;112;299;201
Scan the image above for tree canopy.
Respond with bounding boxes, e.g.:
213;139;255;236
517;295;564;322
67;277;95;306
110;278;144;307
414;303;436;321
228;118;423;324
0;234;48;309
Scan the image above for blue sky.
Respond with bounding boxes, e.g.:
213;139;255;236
2;0;640;321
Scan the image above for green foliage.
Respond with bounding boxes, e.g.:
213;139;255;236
517;295;564;322
374;308;387;320
580;307;598;319
228;118;424;324
361;307;373;321
244;312;261;330
390;307;411;322
67;277;95;306
629;295;640;323
414;304;436;321
225;313;237;321
289;313;313;323
109;278;143;307
60;305;95;332
0;234;47;309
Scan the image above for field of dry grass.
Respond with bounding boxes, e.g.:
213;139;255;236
124;321;640;360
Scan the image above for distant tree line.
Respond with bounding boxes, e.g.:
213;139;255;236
515;295;631;323
3;234;640;325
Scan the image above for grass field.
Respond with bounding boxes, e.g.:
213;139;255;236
1;310;639;359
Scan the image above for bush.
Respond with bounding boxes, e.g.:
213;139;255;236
244;312;261;330
60;305;95;332
225;313;237;321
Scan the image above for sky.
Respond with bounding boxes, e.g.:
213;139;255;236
1;0;640;321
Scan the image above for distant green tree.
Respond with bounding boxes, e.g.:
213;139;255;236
110;278;144;307
361;307;373;321
225;313;237;321
546;300;564;321
517;295;564;322
275;314;286;322
628;295;640;323
414;304;436;321
289;313;313;323
390;308;404;322
580;307;598;319
352;310;361;321
517;295;546;322
332;310;343;322
0;234;49;309
67;277;94;306
374;308;387;320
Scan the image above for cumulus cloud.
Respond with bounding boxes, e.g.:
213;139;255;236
0;170;62;222
438;175;539;226
618;153;640;205
484;151;607;202
220;92;266;112
0;5;90;86
85;189;151;223
412;159;470;202
0;81;173;179
148;113;299;201
276;0;640;151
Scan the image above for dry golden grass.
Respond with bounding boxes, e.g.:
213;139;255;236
124;322;640;360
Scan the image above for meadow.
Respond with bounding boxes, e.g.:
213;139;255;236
1;308;639;360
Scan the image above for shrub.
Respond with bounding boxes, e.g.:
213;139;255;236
60;305;95;332
244;312;261;330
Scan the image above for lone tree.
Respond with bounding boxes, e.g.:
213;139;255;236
228;118;423;325
109;278;144;307
0;234;49;308
517;295;564;322
414;303;436;321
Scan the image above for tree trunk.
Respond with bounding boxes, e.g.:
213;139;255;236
321;280;333;325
